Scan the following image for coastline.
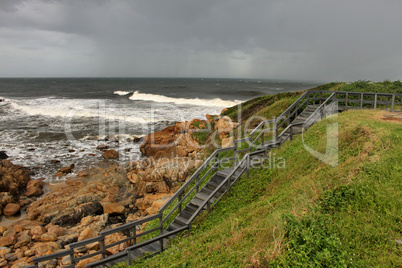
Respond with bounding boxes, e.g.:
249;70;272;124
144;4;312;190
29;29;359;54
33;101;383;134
0;108;238;267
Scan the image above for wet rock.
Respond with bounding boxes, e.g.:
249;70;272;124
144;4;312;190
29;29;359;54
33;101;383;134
59;166;72;174
25;186;44;197
103;149;119;159
96;144;109;151
3;203;20;216
0;152;8;160
27;179;43;189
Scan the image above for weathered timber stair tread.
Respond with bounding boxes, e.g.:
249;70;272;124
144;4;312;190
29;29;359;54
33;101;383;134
217;167;243;178
195;192;217;202
174;216;189;225
190;197;207;207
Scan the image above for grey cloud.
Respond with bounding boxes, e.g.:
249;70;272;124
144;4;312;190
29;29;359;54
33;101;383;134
0;0;401;81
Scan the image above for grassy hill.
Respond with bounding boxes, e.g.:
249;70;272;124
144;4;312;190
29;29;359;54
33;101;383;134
117;81;402;267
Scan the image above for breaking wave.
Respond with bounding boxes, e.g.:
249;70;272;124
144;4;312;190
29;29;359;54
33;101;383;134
129;91;240;107
113;91;131;96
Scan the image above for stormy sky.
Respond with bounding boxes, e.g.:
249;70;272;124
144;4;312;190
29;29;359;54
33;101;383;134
0;0;401;81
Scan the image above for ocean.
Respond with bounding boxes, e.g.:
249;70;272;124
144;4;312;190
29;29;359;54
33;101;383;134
0;78;321;180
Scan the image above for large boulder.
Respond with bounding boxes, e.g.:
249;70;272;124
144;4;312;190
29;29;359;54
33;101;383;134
103;149;119;159
0;152;8;160
3;203;20;216
215;116;239;140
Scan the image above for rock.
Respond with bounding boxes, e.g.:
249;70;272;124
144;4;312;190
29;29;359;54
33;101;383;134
0;258;6;267
53;201;103;227
101;202;126;215
222;136;234;148
0;151;8;160
25;186;44;197
0;226;6;236
59;166;72;174
96;144;109;151
0;192;14;206
78;227;97;242
27;179;43;189
5;253;17;262
80;216;94;226
102;149;119;159
30;226;46;236
0;233;17;247
50;159;60;164
215;116;239;140
15;231;31;248
0;247;12;257
3;203;20;216
32;242;60;256
77;170;89;177
47;225;65;237
86;242;100;251
41;233;57;242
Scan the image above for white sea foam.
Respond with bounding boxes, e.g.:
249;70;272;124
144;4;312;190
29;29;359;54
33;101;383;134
129;91;240;107
114;91;131;96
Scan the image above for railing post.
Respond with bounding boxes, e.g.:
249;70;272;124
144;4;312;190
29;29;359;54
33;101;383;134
233;140;238;166
345;92;349;110
290;125;293;141
195;173;200;193
246;154;250;177
69;251;76;267
100;237;106;259
374;93;378;109
132;227;137;245
178;192;183;212
274;118;277;142
159;213;163;236
215;151;219;173
261;122;264;146
391;94;395;112
360;93;364;109
127;249;132;266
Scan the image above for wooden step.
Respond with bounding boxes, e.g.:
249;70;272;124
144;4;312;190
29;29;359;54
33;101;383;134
200;186;214;195
195;192;217;203
168;222;184;231
179;210;193;220
183;203;198;214
190;197;206;208
205;180;228;192
174;216;188;226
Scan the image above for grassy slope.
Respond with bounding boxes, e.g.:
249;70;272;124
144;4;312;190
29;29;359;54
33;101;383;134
118;81;401;267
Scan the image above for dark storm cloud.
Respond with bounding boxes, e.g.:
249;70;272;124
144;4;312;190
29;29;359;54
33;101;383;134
1;0;401;81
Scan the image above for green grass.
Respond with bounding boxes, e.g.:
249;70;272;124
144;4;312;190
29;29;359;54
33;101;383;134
116;109;401;267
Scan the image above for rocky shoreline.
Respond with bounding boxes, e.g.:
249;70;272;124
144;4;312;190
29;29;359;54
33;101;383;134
0;113;239;267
